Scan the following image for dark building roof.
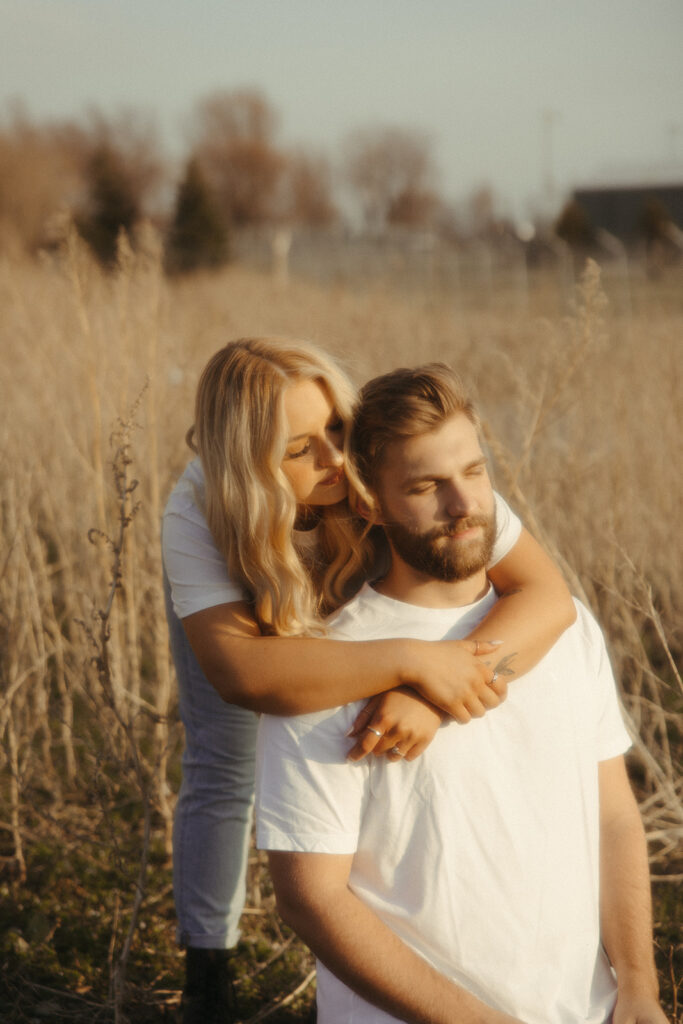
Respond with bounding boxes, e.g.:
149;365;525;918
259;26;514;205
573;183;683;241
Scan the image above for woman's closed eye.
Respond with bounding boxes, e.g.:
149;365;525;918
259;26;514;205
285;442;312;460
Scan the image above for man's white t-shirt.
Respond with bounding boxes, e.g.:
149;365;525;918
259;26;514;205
256;587;631;1024
162;458;523;618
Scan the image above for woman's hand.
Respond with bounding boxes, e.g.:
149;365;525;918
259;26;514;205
346;687;446;762
400;638;508;721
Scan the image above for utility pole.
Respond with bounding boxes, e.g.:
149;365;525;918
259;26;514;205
541;108;560;208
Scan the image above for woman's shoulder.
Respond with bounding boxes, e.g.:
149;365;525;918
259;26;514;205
162;458;247;615
164;458;206;521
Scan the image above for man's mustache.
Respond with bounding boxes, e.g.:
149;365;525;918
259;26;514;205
434;515;491;539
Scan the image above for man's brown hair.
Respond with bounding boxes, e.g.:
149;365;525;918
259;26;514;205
349;362;479;491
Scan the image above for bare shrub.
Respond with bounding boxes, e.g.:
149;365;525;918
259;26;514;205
0;106;83;253
343;125;439;230
191;89;286;227
280;149;338;227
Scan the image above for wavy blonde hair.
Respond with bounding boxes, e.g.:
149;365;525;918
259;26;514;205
190;337;371;636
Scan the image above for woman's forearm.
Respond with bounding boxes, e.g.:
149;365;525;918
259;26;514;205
466;581;576;682
482;528;576;682
198;633;411;714
182;601;497;717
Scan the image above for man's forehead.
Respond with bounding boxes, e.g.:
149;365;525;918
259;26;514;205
383;413;481;465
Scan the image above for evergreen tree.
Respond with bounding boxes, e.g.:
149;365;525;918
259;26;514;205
78;143;140;266
165;158;229;274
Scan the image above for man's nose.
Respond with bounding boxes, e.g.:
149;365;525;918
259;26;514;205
444;481;475;517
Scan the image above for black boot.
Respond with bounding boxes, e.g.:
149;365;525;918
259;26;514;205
182;947;239;1024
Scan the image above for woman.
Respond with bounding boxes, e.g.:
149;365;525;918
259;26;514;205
162;337;575;1023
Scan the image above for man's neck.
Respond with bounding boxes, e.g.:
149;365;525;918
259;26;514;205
373;561;489;609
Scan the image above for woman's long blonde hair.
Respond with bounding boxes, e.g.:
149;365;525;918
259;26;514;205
190;337;371;636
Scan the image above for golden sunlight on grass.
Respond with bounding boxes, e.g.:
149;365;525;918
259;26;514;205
1;230;681;1021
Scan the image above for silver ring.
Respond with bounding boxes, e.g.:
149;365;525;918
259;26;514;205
390;746;403;756
366;726;383;738
474;640;480;655
489;672;499;687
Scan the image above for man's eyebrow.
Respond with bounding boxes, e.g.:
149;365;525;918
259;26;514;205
402;455;488;484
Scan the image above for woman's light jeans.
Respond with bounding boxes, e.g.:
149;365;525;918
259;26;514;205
165;575;259;949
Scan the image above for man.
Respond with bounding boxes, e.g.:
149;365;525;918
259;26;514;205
255;364;667;1024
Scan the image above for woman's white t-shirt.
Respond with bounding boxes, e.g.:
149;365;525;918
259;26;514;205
162;458;523;620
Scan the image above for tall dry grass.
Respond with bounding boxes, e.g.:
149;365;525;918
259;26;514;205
0;228;681;1018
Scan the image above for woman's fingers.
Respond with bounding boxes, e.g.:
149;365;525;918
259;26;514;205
349;644;510;760
487;671;508;701
348;695;383;737
346;721;386;761
347;689;443;762
459;638;504;656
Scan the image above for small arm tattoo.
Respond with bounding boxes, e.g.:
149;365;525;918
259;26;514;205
493;652;518;678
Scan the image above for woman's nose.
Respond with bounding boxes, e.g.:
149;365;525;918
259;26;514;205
318;438;344;467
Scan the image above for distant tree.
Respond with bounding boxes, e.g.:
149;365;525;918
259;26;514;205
82;109;163;208
387;186;438;228
74;110;164;266
77;142;141;266
281;150;338;226
343;126;439;230
165;158;229;274
638;198;672;243
555;199;596;251
0;106;83;253
638;197;679;277
192;89;285;226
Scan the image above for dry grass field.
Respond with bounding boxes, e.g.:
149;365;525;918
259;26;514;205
1;227;681;1022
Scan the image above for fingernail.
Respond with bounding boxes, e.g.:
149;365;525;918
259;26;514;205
487;640;504;646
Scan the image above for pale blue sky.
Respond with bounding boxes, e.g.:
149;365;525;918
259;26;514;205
3;0;682;218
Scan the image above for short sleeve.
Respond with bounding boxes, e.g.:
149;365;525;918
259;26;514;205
255;705;368;855
489;491;522;567
585;606;634;761
576;604;632;762
162;460;248;618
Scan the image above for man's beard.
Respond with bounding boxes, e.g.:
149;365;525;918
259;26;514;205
383;510;496;582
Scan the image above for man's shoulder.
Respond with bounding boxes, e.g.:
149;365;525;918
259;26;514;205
564;598;607;652
540;597;611;686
